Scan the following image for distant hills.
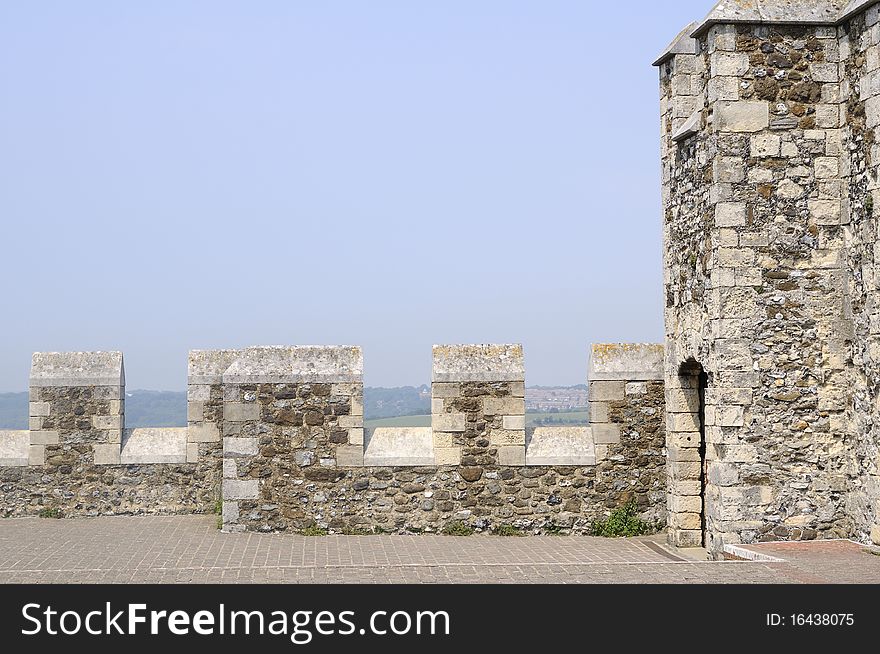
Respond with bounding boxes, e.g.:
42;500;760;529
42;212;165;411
0;385;588;429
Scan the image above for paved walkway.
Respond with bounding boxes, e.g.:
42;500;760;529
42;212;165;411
0;516;877;583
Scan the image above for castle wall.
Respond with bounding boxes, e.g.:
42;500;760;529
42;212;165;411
0;344;666;536
660;0;880;552
661;19;854;552
840;5;880;544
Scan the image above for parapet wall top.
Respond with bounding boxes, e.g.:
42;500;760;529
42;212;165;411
655;0;880;64
589;344;664;382
221;346;363;384
432;344;525;383
30;351;124;388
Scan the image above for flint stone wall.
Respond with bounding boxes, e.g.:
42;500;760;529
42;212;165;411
0;344;665;535
659;0;880;552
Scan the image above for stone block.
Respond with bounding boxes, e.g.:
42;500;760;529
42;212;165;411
497;446;526;466
431;382;461;398
186;443;199;463
187;401;205;422
670;529;704;548
187;384;211;401
489;429;526;446
482;397;525;416
667;446;702;465
330;382;360;396
28;444;45;466
432;344;524;382
350;396;363;416
526;426;595;466
336;445;365;468
224;402;260;422
432;413;465;432
715;101;769;133
29;402;50;417
670;479;702;496
710;51;748;77
431;398;444;414
223;479;260;500
509;381;526;398
717;406;745;427
223;458;237;478
337;415;363;429
29;417;43;431
815;156;839;179
221;346;363;384
222;501;239;524
105;429;123;444
589;381;625;402
434;447;461;466
871;525;880;546
669;495;703;514
668;431;701;448
348;428;364;445
669;512;702;530
589;343;664;381
750;134;780;157
708;461;739;486
668;412;701;432
502;415;525;430
809;199;841;225
715;202;747;227
592;424;620;445
433;432;454;448
188;423;220;443
364;427;434;466
223;437;258;457
93;444;121;465
120;428;187;463
29;430;59;445
665;389;700;413
589;402;609;423
30;351;124;388
670;461;702;481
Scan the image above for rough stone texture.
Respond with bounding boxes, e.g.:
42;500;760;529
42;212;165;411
0;431;29;466
659;3;880;553
1;344;665;535
30;351;124;387
0;461;221;518
222;380;364;532
431;344;525;383
589;344;665;381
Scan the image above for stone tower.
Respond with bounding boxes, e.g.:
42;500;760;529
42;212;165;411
657;0;880;552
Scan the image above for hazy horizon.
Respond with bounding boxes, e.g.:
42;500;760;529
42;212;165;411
0;1;710;391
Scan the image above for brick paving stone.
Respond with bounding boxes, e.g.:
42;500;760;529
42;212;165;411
0;516;875;584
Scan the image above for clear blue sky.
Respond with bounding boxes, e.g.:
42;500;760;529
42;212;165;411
0;0;710;391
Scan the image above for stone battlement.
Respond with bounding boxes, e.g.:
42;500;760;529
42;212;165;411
0;343;667;536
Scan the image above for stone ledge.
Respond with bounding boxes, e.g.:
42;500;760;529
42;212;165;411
222;346;363;384
30;351;124;388
120;428;188;464
525;427;596;466
432;344;525;382
364;428;434;466
0;430;30;467
188;349;242;385
653;21;700;66
589;344;664;381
